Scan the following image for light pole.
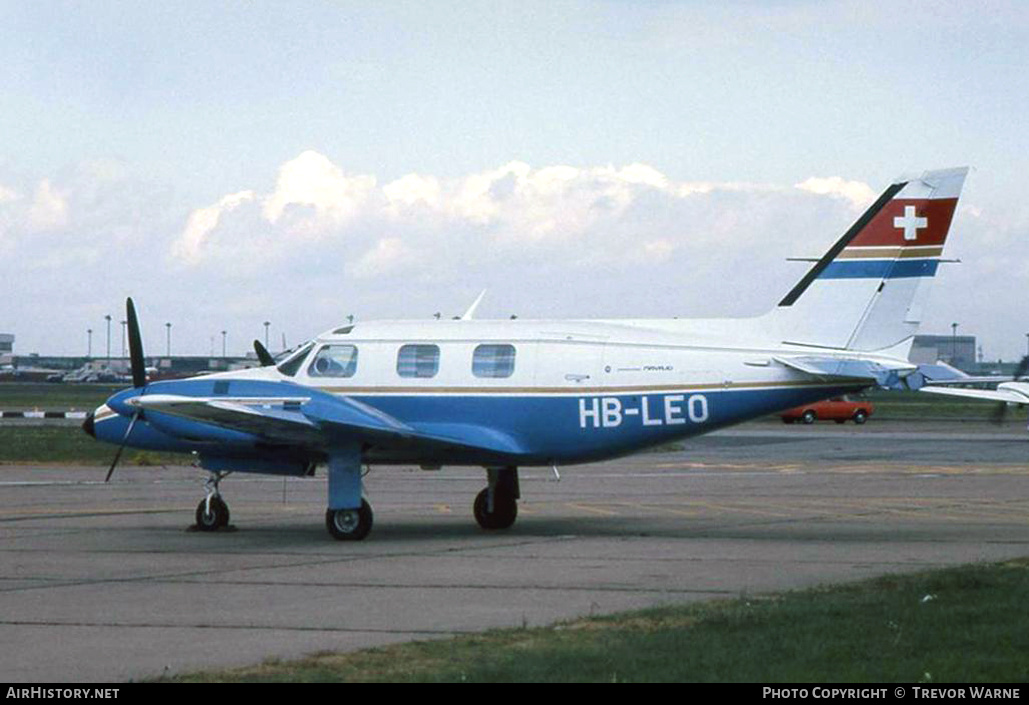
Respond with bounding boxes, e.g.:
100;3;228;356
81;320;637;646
263;321;270;350
221;330;227;358
951;322;958;365
104;314;112;364
165;322;172;357
87;328;92;358
120;320;127;358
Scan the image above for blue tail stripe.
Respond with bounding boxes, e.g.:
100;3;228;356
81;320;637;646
819;258;939;280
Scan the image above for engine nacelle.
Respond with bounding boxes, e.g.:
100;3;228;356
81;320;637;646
198;452;317;477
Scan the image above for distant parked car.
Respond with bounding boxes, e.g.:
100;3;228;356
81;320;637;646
781;396;874;425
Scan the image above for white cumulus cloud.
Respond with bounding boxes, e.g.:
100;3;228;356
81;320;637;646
345;237;416;279
28;179;68;232
261;150;376;234
172;190;255;264
794;176;875;209
169;151;836;281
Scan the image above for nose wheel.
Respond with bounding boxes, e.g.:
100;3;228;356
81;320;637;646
195;472;231;531
196;495;230;530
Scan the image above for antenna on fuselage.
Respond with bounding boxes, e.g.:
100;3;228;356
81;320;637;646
460;289;487;321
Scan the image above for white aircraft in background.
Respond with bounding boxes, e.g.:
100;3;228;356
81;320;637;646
920;357;1029;422
84;167;969;541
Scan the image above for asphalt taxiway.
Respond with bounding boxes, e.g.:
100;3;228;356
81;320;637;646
2;421;1028;681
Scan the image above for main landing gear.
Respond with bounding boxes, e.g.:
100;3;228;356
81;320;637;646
326;500;374;541
195;472;231;531
473;467;520;530
189;462;519;539
325;446;374;541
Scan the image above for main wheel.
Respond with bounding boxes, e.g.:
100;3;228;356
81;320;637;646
195;496;230;531
326;499;373;541
473;488;517;530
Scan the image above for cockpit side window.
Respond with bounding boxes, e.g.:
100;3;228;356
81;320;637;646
276;343;314;377
307;344;359;378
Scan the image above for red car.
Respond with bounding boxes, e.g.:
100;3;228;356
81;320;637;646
780;396;874;425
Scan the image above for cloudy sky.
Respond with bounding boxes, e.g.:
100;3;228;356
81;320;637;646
2;1;1028;360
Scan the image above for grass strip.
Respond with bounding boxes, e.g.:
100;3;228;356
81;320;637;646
0;383;122;411
162;559;1029;683
0;425;189;466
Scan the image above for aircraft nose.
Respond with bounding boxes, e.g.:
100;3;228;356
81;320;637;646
82;410;95;438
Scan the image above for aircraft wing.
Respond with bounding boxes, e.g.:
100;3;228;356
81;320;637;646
130;392;524;457
920;385;1029;404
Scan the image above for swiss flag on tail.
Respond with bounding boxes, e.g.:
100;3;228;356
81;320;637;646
848;197;958;248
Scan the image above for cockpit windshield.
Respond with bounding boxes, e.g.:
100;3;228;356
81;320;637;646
276;342;315;377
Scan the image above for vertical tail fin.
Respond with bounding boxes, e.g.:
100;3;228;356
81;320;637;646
774;167;968;352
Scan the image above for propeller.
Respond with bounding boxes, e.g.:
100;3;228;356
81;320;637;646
126;297;146;388
106;297;147;482
990;354;1029;425
105;411;140;482
253;339;276;366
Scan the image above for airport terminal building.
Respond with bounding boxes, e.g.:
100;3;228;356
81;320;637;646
910;334;977;371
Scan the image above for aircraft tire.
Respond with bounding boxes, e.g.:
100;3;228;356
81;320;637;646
326;500;373;541
473;488;517;530
195;496;230;531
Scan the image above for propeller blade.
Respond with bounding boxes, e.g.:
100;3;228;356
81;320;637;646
126;298;146;388
104;411;140;482
253;339;275;366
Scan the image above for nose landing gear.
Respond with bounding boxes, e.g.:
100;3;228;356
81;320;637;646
195;472;231;531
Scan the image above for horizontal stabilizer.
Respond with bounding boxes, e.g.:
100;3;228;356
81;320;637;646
774;355;916;388
901;361;1016;391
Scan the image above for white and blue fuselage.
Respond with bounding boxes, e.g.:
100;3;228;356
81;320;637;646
92;317;873;467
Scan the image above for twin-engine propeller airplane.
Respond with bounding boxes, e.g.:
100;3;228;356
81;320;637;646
85;167;969;540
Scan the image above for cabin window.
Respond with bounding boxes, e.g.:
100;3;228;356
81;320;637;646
397;344;440;378
276;342;314;377
472;344;516;378
307;344;359;378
